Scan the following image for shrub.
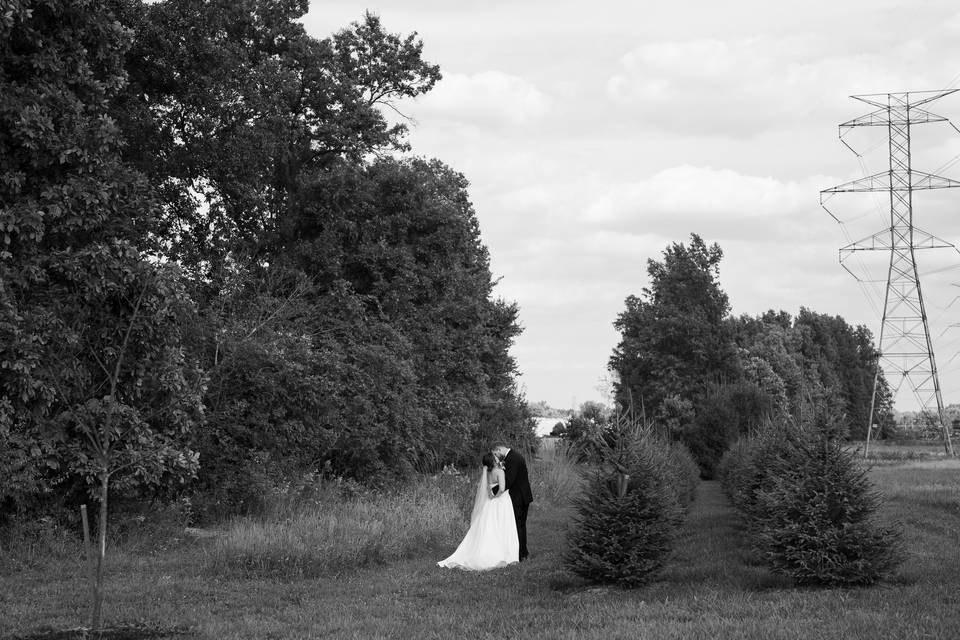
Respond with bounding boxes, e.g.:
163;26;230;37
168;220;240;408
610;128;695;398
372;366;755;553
682;383;774;478
564;414;695;587
719;419;903;587
717;424;797;519
190;450;281;522
564;455;684;587
662;440;701;507
752;433;903;586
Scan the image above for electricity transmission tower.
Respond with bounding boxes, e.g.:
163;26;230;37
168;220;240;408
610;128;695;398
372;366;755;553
821;90;960;456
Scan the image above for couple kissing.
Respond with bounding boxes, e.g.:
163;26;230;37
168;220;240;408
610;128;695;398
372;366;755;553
438;444;533;571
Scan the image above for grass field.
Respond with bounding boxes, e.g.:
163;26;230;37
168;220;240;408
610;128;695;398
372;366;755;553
4;450;960;639
854;439;953;464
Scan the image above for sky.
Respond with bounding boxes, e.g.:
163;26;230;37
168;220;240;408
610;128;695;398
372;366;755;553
303;1;960;413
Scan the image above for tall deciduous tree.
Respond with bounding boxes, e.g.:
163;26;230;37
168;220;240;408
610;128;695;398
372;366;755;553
1;0;200;503
1;0;203;630
111;1;533;482
730;309;894;438
277;157;532;476
116;1;441;277
610;236;892;474
610;234;738;417
794;309;893;438
4;0;534;517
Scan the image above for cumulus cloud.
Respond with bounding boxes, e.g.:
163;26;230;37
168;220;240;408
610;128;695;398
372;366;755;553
584;165;831;242
605;35;957;136
413;70;551;127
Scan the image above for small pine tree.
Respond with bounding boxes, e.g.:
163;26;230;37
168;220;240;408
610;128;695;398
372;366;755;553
564;459;683;587
752;429;903;586
717;422;797;520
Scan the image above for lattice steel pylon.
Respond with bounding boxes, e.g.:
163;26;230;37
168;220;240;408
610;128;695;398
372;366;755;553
821;90;960;456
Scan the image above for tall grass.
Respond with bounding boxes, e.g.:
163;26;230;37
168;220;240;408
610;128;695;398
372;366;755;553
0;516;81;572
208;443;585;577
207;471;472;577
532;438;582;507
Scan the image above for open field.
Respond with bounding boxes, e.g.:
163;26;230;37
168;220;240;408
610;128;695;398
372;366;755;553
852;439;955;464
4;450;960;639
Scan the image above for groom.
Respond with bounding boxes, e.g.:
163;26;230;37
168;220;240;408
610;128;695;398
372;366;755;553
494;444;533;561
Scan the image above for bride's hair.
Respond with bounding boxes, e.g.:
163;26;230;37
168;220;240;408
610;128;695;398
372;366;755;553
481;452;497;471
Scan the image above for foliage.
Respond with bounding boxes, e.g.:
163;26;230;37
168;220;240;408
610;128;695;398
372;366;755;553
610;234;738;416
754;442;903;586
717;423;799;519
659;438;701;507
564;461;683;587
117;0;532;481
718;419;903;586
0;1;212;631
563;412;698;587
555;401;611;460
610;235;893;481
3;0;535;521
0;0;202;509
275;157;535;476
118;3;442;269
681;382;774;478
730;309;894;438
528;400;570;419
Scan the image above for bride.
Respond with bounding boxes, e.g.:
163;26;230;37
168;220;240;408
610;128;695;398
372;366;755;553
438;452;519;571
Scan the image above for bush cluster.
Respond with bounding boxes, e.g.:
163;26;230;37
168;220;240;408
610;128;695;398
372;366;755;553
564;418;700;587
717;421;903;586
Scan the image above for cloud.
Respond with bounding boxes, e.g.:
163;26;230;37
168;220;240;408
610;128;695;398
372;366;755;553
305;0;960;410
413;70;551;127
605;35;958;137
584;165;831;242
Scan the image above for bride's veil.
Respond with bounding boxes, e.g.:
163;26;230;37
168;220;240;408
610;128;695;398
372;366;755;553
470;465;489;524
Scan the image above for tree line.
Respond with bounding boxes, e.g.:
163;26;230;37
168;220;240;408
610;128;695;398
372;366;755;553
1;0;535;519
607;234;893;476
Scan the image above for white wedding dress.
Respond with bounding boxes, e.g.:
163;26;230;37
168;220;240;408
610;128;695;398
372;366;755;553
438;467;519;571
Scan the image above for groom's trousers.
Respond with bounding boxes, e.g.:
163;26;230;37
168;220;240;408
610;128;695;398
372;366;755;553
513;501;529;560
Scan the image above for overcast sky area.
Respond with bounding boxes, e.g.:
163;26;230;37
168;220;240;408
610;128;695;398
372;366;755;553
304;1;960;412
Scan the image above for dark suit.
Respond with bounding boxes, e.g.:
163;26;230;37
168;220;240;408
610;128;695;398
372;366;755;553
502;448;533;560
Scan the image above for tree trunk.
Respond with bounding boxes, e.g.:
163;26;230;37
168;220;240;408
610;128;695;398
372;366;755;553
80;505;96;623
617;472;630;498
91;471;109;633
